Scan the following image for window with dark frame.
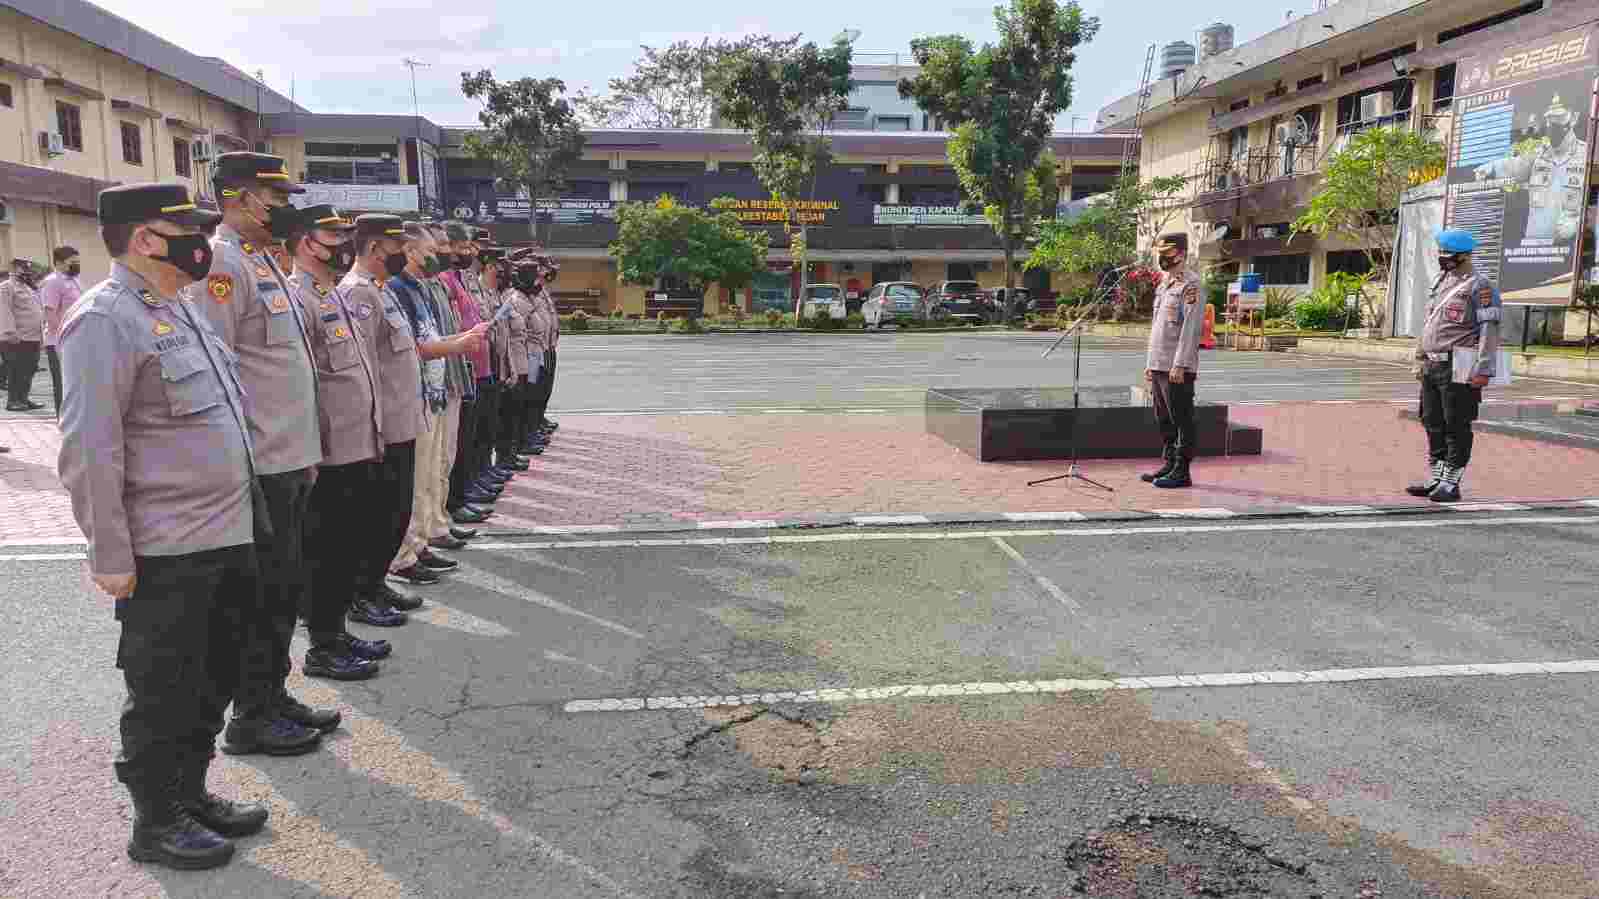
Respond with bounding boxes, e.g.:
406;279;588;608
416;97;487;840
1252;253;1312;285
1438;1;1543;44
172;136;192;177
120;121;142;166
55;101;83;151
1433;63;1457;111
0;82;13;108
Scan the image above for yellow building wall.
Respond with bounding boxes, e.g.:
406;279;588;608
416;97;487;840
100;53;157;185
548;259;617;313
19;16;110;181
617;283;647;317
1;201;50;267
56;209;109;283
1137;105;1213;254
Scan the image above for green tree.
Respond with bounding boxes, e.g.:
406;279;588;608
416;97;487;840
1290;125;1445;330
573;41;718;129
706;35;853;313
899;0;1099;288
610;195;771;304
460;71;587;246
1025;173;1189;275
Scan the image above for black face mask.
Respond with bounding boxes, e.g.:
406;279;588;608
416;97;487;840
383;252;409;278
513;270;539;291
244;191;297;239
1437;254;1462;272
452;254;473;270
421;255;443;277
312;238;355;275
151;231;215;283
1157;254;1181;271
66;263;81;278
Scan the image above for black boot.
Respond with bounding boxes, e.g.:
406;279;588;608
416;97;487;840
1406;460;1445;497
1153;457;1192;489
177;757;269;837
1428;466;1463;503
1141;448;1176;484
127;778;236;870
221;711;322;756
276;688;342;733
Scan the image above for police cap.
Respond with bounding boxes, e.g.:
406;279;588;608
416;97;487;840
296;204;356;231
354;214;406;240
98;182;223;229
212;151;305;194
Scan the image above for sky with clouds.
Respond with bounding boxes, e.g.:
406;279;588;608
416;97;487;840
88;0;1302;130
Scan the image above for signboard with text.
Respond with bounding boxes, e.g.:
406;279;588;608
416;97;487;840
710;197;840;225
872;204;988;226
448;193;616;225
291;184;419;214
1445;26;1598;304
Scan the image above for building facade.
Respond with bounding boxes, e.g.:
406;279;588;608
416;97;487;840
1097;0;1598;323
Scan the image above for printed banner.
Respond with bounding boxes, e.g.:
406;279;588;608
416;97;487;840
710;197;840;225
1445;26;1598;304
291;184;419;214
447;192;615;225
871;204;988;226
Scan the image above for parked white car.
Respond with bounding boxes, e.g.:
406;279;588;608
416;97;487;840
801;283;847;320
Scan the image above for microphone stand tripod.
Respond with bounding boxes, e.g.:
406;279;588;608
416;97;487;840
1027;267;1136;490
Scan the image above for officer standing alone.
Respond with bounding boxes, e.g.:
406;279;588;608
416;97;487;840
186;151;331;754
1141;239;1205;489
1406;228;1502;503
59;183;269;869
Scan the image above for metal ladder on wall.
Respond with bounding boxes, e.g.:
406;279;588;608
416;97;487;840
1119;44;1157;185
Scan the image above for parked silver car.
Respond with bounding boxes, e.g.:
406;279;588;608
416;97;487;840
801;283;847;320
861;282;928;329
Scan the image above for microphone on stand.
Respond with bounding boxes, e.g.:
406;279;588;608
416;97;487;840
1042;262;1144;358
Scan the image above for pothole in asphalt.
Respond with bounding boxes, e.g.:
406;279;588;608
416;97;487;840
680;706;834;783
1062;813;1320;898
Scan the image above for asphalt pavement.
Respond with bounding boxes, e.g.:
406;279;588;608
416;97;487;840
4;511;1598;898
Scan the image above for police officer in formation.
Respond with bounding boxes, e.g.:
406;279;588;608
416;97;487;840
1407;228;1502;503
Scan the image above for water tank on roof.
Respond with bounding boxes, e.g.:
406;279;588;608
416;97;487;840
1199;23;1235;60
1160;41;1196;81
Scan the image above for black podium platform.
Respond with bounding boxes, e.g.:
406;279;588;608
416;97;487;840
925;386;1263;463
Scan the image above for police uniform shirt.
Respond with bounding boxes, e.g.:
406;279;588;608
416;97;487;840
184;223;321;475
1420;269;1502;378
58;262;255;575
521;288;549;356
340;268;423;447
0;274;44;343
1146;267;1205;373
541;286;560;349
289;269;382;466
503;288;531;378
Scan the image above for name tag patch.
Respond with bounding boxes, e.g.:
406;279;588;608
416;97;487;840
155;334;192;353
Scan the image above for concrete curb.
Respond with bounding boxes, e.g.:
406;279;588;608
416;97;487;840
561;325;1016;337
1292;337;1599;383
469;498;1599;540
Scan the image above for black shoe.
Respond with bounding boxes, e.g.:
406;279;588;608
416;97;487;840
450;526;478;540
220;715;322;756
464;490;499;506
336;629;393;660
430;535;468;551
474;476;506;491
1428;468;1462;504
275;690;341;732
373;582;423;612
352;594;413;623
541;419;559;432
501;458;530;471
1140;453;1176;484
4;402;31;412
1153;459;1192;489
23;400;44;411
417;551;458;571
178;762;270;837
452;508;490;525
388;565;440;587
304;645;381;680
128;800;235;870
518;445;546;456
1406;461;1445;497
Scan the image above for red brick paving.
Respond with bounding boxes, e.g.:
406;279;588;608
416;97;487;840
7;405;1599;544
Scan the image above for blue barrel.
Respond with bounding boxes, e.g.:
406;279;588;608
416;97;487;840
1240;272;1262;293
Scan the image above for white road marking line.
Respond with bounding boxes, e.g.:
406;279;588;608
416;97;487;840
845;408;893;413
450;566;646;640
545;650;615;677
1153;508;1237;518
415;601;516;637
0;536;88;548
1297;505;1380;515
462;514;1599;553
851;514;933;526
533;524;625;534
989;536;1083;613
697;520;780;530
1003;511;1090;522
1584;500;1599;508
563;659;1599;713
0;552;87;561
1442;502;1532;512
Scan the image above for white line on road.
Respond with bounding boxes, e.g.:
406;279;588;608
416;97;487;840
450;566;646;640
851;514;934;526
1297;505;1380;515
697;520;780;530
1002;511;1089;522
989;536;1083;613
1153;508;1237;518
460;514;1599;553
563;659;1599;713
545;650;616;677
414;601;517;637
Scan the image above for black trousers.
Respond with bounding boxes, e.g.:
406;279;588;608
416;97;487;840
2;340;40;406
305;459;378;644
1150;371;1198;461
543;349;558;423
46;347;62;414
497;376;530;459
448;392;479;510
1420;360;1481;468
356;440;415;593
235;468;315;712
528;351;554;435
116;544;258;787
471;378;502;476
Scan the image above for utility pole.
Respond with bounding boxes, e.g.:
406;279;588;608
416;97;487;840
402;58;430;212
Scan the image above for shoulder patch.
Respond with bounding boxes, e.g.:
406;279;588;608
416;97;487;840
138;289;163;308
208;274;233;302
153;321;174;336
241;241;256;255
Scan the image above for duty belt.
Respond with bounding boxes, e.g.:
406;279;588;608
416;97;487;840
1424;351;1452;362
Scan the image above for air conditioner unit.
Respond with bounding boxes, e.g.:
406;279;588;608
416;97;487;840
40;131;66;158
1274;123;1296;145
191;139;214;163
1360;91;1395;122
0;200;12;225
